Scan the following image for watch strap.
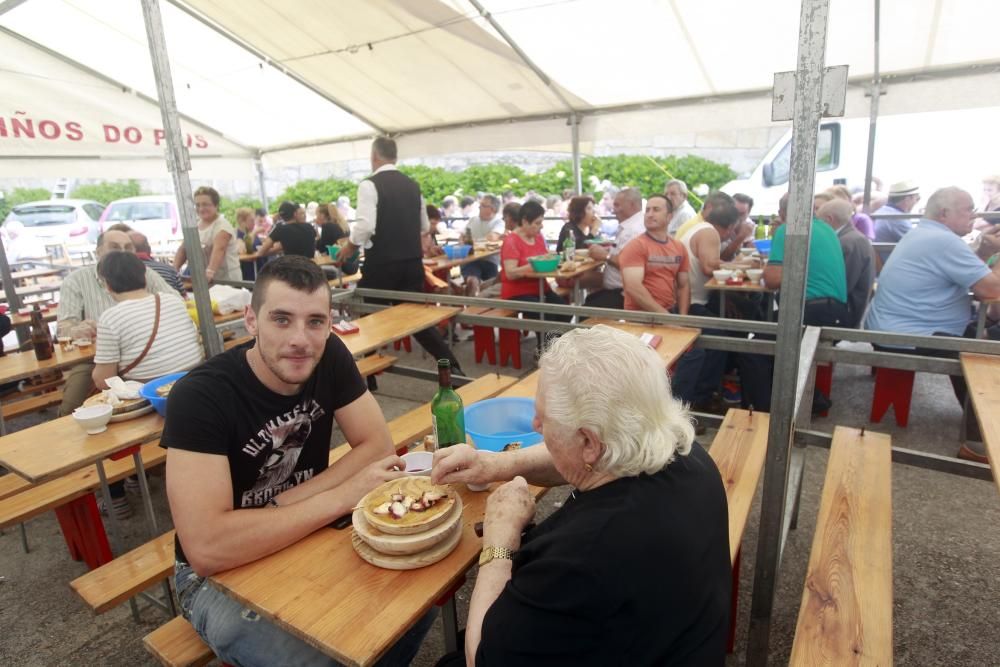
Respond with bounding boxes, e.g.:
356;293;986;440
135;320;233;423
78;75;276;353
479;545;514;566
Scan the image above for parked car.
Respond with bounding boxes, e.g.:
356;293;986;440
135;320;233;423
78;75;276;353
100;195;180;245
3;198;104;244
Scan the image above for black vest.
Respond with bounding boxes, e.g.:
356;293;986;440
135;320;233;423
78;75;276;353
365;169;423;266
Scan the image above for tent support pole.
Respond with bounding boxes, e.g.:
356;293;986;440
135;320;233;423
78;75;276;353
862;0;881;213
745;1;830;664
255;156;269;212
570;113;582;195
139;0;222;359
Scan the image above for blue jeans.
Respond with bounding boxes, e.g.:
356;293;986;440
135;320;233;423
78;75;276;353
671;303;728;406
175;562;436;667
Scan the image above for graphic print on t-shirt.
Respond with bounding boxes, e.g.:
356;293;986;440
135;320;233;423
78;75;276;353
240;400;325;507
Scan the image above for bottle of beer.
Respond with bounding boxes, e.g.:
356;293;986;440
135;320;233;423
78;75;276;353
562;235;575;264
754;216;767;240
431;359;466;449
30;306;53;361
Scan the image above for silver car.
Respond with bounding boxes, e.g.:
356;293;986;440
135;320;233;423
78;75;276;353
3;199;104;244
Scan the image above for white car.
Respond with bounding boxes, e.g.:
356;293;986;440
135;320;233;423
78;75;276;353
3;198;104;245
100;195;180;245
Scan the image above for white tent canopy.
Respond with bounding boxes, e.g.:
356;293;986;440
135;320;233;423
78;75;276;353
2;0;1000;173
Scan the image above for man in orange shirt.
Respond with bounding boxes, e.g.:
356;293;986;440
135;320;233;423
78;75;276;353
620;194;691;314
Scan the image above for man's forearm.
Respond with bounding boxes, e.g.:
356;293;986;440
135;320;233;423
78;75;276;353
625;284;667;313
182;487;356;576
274;438;389;506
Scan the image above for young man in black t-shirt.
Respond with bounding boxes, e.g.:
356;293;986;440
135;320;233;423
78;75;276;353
162;256;433;666
257;200;319;259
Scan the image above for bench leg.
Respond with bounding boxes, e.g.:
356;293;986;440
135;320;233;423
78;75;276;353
440;596;460;654
870;367;915;427
727;549;741;654
54;505;83;561
73;494;113;570
18;523;29;553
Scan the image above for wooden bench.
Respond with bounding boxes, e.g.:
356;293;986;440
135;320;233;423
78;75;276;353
960;352;1000;495
706;408;770;651
144;616;214;667
789;426;892;666
355;353;396;378
2;388;64;419
71;530;176;613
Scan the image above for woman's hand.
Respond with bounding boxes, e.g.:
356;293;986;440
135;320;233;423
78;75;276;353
431;444;496;486
483;477;535;550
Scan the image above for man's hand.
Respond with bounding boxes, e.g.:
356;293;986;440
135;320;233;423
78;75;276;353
339;454;406;507
977;225;1000;259
482;477;535;550
431;444;497;486
71;320;97;341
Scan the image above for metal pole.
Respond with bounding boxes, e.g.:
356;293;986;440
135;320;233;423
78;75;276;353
570;113;583;195
862;0;880;213
255;156;269;213
140;0;222;358
746;1;831;664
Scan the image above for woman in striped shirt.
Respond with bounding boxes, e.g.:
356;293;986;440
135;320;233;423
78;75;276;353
92;252;205;388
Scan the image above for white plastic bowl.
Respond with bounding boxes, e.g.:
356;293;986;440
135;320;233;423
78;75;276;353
713;269;733;282
401;451;434;476
72;404;113;434
746;268;764;282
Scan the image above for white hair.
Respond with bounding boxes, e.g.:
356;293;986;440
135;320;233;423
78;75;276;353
538;325;694;477
665;179;688;196
925;186;970;220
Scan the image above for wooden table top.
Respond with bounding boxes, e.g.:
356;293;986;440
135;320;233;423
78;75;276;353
328;272;362;287
0;282;63;302
9;308;58;327
704;277;775;293
960;352;1000;496
337;303;460;357
0;344;96;386
523;257;604;281
6;267;65;283
210;372;546;666
583;318;700;367
0;412;163;484
423;248;500;272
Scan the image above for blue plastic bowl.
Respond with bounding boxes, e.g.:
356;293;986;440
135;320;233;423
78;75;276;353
139;372;188;417
444;244;472;260
753;239;772;254
464;397;543;452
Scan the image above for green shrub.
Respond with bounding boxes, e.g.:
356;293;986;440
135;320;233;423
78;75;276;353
0;187;52;220
69;180;143;206
219;196;263;225
272;178;358;214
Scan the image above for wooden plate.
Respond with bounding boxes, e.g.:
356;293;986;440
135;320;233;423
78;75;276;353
351;521;462;570
360;478;456;536
109;403;155;422
83;392;150;416
352;493;462;556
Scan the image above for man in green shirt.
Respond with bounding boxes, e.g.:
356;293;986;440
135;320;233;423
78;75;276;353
763;215;848;327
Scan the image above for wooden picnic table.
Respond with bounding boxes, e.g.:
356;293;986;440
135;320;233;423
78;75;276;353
522;257;605;316
4;267;65;284
423;247;500;273
0;343;95;387
0;282;63;304
337;303;460;357
210;372;547;666
583;318;700;367
703;277;776;321
959;352;1000;496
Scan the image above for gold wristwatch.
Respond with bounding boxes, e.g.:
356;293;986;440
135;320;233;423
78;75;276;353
479;546;514;566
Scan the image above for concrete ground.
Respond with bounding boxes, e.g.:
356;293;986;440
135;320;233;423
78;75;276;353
0;332;998;666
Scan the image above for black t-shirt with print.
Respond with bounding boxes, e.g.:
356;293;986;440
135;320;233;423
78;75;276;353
160;336;367;563
269;222;318;258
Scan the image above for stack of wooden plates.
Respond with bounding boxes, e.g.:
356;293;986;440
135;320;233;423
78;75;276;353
82;391;153;422
352;477;463;570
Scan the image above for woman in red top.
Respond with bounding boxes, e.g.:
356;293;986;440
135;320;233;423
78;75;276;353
501;200;570;322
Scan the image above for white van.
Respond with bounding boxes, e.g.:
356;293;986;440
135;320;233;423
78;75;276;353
100;195;180;245
722;107;1000;215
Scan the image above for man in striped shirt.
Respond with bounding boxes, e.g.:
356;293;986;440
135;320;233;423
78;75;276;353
56;229;175;416
131;231;185;295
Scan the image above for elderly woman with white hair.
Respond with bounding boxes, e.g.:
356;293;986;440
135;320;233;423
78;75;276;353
432;325;731;666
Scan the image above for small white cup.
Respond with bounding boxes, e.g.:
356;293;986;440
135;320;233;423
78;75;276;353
401;451;433;476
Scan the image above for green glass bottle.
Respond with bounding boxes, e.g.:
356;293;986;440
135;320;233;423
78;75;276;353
562;235;575;263
754;216;767;240
431;359;466;449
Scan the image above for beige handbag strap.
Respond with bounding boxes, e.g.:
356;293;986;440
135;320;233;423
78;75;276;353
120;294;161;377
